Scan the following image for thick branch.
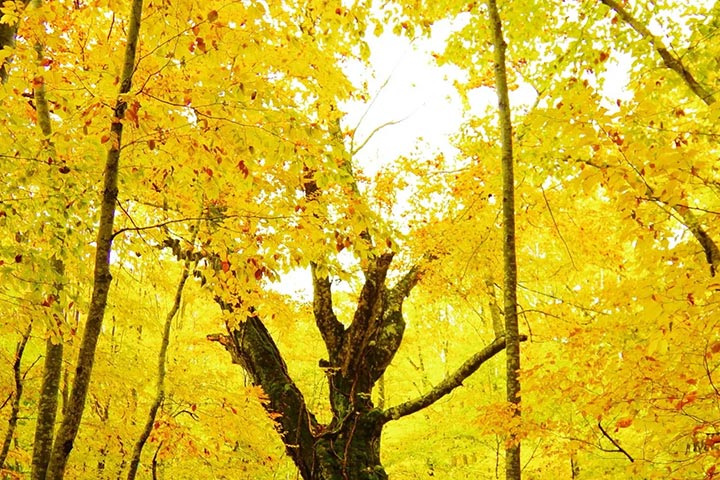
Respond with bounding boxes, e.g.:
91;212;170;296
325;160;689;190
341;253;394;375
364;263;423;382
387;263;422;304
673;206;720;276
350;252;394;330
209;313;318;478
311;262;345;360
381;335;526;423
599;0;716;105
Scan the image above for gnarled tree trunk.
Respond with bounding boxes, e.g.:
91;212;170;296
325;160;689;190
210;252;514;479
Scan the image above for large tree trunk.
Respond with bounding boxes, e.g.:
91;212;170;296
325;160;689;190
217;312;388;480
209;252;515;479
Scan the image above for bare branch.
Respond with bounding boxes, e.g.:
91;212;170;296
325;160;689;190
597;422;635;463
351;116;412;156
540;185;577;270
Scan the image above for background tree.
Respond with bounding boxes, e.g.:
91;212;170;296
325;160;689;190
486;0;521;478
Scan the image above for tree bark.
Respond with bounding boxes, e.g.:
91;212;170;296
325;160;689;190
209;254;512;479
31;338;63;480
44;0;144;477
486;0;521;478
599;0;716;106
0;0;31;83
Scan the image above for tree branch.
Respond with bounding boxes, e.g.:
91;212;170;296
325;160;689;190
584;148;720;277
381;335;526;423
341;252;394;375
599;0;716;105
597;422;635;463
362;263;423;384
208;312;318;478
311;262;345;361
351;253;394;330
387;262;422;304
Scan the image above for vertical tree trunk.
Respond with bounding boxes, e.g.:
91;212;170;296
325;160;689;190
486;0;521;479
44;0;144;477
0;322;32;469
28;21;66;475
31;339;63;480
127;259;193;480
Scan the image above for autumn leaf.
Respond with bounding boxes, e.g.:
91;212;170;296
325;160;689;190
615;417;633;429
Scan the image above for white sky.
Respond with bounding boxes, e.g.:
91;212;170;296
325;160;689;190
274;28;466;300
342;22;466;176
278;16;636;299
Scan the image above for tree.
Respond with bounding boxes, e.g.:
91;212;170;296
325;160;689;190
2;0;720;479
0;322;31;470
44;0;144;475
198;125;516;477
126;252;194;480
486;0;521;478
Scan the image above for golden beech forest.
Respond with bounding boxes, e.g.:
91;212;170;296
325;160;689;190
0;0;719;479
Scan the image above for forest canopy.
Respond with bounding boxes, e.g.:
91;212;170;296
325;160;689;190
0;0;719;479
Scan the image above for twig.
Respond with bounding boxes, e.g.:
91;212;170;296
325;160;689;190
540;185;577;270
597;422;634;462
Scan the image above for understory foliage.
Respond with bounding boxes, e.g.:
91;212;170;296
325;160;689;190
0;0;719;479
